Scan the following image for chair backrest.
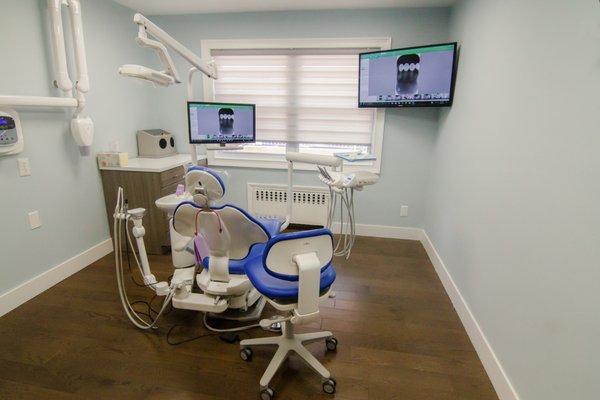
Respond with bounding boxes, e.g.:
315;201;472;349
185;166;225;206
262;229;334;321
263;229;333;281
173;202;270;260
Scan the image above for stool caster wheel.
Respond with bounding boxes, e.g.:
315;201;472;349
259;387;274;400
240;347;253;362
323;378;337;394
326;337;338;352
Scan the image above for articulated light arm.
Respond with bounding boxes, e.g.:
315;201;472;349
120;14;217;86
133;14;217;80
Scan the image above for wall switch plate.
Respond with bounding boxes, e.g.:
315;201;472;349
28;211;41;230
17;158;31;176
400;205;409;217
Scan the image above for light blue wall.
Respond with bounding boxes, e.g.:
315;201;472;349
0;0;157;295
151;8;450;227
424;1;600;399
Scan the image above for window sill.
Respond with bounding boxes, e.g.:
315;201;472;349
207;151;380;173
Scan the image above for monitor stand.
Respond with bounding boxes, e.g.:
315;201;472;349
206;143;243;151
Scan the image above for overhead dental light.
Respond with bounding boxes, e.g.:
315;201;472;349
118;64;175;87
119;14;217;87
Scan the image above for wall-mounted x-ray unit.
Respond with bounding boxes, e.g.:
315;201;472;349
0;0;93;156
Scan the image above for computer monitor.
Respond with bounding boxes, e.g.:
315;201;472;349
358;42;458;108
188;102;256;144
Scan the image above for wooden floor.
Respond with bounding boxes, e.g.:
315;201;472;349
0;237;498;400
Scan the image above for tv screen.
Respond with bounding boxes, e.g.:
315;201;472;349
188;101;256;144
358;42;457;108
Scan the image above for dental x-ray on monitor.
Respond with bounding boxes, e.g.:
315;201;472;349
188;102;256;144
358;42;457;108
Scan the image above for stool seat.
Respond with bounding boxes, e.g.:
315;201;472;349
245;256;336;299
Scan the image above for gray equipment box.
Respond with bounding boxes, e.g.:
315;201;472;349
137;129;177;158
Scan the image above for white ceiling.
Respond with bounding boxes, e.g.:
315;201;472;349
112;0;455;15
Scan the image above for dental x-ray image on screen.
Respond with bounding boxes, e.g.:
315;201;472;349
188;102;256;144
358;42;457;108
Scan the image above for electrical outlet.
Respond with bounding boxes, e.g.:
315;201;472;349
28;211;41;230
17;158;31;177
400;205;409;217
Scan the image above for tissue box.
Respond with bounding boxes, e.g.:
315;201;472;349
98;152;128;168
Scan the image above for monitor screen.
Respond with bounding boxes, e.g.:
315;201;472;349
358;42;457;108
188;102;256;144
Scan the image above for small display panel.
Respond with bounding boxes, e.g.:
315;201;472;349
0;116;16;130
359;42;457;108
188;102;256;144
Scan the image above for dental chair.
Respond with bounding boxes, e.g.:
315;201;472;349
240;229;339;399
171;167;279;320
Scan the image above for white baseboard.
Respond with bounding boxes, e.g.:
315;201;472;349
331;222;421;240
0;238;113;317
419;230;520;400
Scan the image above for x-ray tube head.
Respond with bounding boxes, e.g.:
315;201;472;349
396;54;420;95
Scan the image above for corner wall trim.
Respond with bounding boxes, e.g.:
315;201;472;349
418;230;520;400
0;238;113;317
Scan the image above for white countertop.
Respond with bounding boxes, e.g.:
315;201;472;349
98;154;206;173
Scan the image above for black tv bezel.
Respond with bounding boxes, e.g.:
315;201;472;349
187;101;257;144
358;42;458;109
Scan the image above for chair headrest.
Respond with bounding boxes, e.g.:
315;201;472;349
185;166;225;205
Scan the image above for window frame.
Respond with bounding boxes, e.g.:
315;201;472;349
200;37;391;173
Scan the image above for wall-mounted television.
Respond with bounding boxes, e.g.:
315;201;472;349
358;42;458;108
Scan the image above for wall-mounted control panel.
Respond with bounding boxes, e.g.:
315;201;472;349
0;109;24;156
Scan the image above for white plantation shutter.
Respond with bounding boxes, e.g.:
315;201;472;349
211;49;375;146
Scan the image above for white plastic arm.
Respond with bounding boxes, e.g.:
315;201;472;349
281;159;293;231
0;95;78;108
67;0;89;93
136;27;181;83
48;0;73;92
285;151;342;168
133;13;217;79
292;252;322;324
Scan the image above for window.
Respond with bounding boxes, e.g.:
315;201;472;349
200;38;390;172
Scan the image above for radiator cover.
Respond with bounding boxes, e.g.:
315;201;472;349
247;183;329;226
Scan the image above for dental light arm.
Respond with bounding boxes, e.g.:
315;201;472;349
119;13;217;86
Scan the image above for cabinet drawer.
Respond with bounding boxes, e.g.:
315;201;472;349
160;166;185;187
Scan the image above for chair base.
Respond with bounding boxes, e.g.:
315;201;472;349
240;320;333;388
208;296;266;322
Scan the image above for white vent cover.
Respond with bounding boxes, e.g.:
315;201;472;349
247;183;329;226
